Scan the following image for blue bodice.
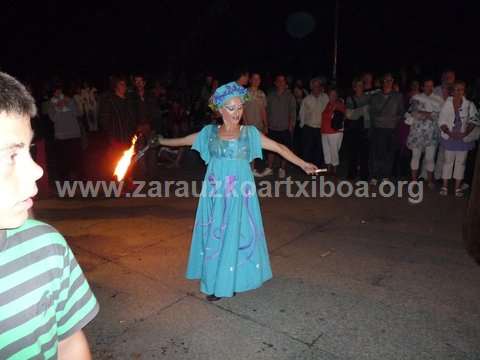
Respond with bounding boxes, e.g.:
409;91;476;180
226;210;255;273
192;125;262;164
208;125;249;161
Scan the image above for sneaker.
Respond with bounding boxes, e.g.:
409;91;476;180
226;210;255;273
439;186;448;196
369;178;378;186
278;168;286;179
260;167;273;177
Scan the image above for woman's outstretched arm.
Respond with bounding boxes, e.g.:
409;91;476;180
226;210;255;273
260;133;318;174
155;132;199;147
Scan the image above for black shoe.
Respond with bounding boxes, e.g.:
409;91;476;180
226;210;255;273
206;294;222;302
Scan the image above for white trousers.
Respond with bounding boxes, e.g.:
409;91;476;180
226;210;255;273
322;133;343;166
411;145;436;172
442;150;468;180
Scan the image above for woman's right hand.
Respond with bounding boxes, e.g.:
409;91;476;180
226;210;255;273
149;134;164;147
301;162;318;175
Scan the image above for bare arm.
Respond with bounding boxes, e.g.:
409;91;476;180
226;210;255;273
260;133;317;174
158;132;199;147
58;330;91;360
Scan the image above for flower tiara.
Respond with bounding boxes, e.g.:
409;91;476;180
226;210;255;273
209;81;248;111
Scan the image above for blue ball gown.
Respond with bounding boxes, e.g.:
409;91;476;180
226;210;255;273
186;124;273;297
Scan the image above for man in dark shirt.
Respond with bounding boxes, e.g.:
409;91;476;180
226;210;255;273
369;73;405;183
98;76;137;145
261;75;296;178
130;74;157;181
98;76;137;180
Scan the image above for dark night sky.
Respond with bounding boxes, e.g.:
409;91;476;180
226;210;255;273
2;0;479;86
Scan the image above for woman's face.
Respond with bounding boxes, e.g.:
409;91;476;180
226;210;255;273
250;74;261;88
220;97;243;125
353;81;364;95
453;84;465;99
329;90;337;102
237;74;250;86
293;87;303;99
363;73;373;86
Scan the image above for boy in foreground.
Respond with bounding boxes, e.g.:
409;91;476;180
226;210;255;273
0;72;98;359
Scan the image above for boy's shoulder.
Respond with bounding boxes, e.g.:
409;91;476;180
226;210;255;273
7;218;58;234
4;219;67;250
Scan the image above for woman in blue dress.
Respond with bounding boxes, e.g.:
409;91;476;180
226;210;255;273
152;82;318;301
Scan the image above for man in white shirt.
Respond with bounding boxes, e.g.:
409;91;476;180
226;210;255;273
299;78;329;166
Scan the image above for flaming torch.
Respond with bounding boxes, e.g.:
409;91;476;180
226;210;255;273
113;135;138;181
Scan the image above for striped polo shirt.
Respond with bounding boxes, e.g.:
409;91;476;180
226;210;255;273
0;219;99;359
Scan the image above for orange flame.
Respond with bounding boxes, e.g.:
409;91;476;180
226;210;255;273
113;136;137;181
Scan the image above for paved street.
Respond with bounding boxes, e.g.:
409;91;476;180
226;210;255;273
35;166;480;360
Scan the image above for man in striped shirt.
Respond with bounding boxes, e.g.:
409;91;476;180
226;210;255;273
0;72;99;359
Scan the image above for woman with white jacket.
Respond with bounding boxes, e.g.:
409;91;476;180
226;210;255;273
438;81;480;197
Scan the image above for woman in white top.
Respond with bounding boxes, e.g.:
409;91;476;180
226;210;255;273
437;81;479;197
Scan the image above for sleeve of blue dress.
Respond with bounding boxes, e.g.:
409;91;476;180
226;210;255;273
247;125;263;162
191;125;212;164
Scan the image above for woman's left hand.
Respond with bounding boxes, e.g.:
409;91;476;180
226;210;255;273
301;162;318;175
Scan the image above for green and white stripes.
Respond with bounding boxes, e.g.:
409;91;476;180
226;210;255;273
0;220;98;359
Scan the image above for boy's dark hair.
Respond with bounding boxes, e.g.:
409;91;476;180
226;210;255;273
0;72;37;117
